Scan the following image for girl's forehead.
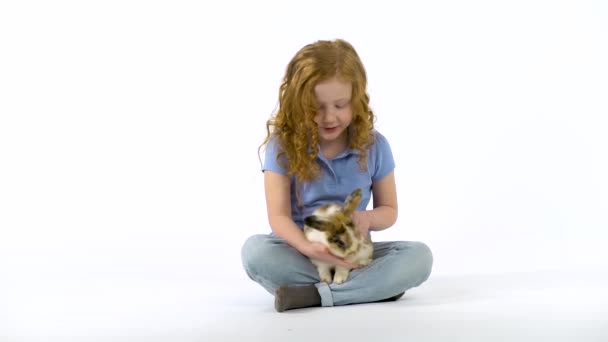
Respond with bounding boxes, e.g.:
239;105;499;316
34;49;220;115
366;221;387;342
314;78;352;102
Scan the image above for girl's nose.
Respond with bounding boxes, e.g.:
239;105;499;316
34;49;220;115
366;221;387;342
321;108;337;121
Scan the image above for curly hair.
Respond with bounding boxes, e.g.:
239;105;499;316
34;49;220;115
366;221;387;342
260;39;376;188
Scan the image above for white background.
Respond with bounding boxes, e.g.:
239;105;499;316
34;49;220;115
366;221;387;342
1;0;607;287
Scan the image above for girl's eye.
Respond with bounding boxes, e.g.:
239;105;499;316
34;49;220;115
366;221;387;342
336;102;350;109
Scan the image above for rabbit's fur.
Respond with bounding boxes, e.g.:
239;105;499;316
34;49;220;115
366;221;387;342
303;188;373;284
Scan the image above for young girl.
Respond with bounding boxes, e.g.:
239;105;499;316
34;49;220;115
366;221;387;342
241;39;433;312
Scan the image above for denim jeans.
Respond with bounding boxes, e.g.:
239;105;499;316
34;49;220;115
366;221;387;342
241;234;433;307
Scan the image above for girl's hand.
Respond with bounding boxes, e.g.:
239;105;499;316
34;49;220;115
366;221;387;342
352;210;371;237
301;241;360;269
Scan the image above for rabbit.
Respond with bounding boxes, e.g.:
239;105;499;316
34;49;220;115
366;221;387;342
303;188;374;284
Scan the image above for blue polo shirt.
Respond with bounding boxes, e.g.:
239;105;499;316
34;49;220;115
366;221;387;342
263;130;395;230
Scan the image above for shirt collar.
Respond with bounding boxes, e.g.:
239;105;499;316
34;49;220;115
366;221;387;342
314;146;361;162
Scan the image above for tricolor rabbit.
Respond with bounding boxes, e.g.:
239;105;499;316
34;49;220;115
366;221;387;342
303;188;373;284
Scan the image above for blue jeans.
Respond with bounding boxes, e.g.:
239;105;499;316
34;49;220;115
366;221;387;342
241;234;433;307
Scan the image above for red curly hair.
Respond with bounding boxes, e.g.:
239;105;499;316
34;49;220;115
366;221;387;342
260;39;376;186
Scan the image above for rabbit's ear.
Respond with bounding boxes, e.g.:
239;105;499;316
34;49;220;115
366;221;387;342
343;188;363;216
304;216;330;231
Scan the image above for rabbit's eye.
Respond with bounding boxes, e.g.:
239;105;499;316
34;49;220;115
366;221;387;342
331;236;346;249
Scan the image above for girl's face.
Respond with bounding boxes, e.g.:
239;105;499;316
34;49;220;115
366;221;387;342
313;77;353;145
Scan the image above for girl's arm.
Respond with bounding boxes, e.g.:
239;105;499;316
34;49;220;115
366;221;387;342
353;171;398;233
264;170;358;269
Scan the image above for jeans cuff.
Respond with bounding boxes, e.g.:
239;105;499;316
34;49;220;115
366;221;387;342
315;282;334;307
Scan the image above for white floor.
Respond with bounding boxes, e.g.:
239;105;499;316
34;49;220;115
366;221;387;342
2;269;607;342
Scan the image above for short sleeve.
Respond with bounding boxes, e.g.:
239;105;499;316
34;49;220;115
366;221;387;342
262;136;288;175
371;132;396;181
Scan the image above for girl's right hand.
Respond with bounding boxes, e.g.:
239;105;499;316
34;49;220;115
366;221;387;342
301;241;360;269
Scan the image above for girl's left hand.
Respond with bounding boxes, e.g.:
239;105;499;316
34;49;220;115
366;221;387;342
352;211;371;237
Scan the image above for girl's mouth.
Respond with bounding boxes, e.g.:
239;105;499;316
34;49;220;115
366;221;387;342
322;126;338;133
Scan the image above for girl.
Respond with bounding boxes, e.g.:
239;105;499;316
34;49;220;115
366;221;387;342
241;39;433;312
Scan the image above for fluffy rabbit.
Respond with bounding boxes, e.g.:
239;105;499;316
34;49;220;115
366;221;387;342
303;188;373;284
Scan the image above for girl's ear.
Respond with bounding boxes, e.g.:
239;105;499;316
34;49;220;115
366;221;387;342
342;188;362;216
